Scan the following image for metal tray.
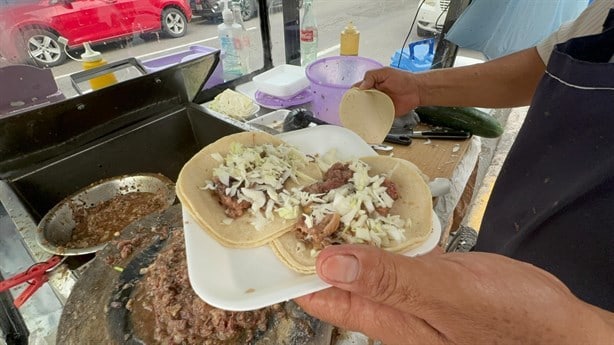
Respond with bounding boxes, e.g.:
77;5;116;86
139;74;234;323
36;173;176;256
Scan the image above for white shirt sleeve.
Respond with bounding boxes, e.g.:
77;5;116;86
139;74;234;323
536;0;614;63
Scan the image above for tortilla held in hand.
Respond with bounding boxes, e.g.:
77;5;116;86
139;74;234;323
176;132;321;248
339;87;395;144
270;155;433;274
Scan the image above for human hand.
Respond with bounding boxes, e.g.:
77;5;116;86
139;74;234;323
354;67;422;116
295;245;610;345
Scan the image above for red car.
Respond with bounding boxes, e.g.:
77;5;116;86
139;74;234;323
0;0;192;67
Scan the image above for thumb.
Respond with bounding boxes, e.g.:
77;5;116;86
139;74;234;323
315;244;447;315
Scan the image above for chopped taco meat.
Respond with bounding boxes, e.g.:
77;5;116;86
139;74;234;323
381;178;399;200
302;162;353;194
130;230;284;344
212;177;252;218
295;213;341;249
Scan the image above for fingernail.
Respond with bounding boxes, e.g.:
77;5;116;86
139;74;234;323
320;254;359;283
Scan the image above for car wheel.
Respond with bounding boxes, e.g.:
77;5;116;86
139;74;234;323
20;29;66;67
239;0;257;21
162;7;188;38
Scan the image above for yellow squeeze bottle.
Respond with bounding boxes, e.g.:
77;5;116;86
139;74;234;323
340;22;359;56
81;42;117;90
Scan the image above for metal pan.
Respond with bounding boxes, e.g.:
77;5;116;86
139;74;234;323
36;173;176;256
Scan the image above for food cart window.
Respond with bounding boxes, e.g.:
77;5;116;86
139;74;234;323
0;0;463;103
273;0;463;68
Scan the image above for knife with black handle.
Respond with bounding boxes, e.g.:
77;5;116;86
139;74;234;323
409;130;472;140
283;108;413;146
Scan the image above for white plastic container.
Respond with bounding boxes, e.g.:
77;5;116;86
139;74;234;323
253;64;310;99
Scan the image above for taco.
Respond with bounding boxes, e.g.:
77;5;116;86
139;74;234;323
270;155;433;274
176;131;321;248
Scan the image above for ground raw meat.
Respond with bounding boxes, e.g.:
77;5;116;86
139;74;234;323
66;192;167;248
133;230;283;344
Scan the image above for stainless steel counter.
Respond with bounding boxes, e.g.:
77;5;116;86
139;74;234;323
0;185;68;344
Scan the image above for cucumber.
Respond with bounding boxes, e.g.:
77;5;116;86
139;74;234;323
414;106;504;138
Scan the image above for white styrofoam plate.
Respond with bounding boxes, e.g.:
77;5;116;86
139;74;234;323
184;125;441;311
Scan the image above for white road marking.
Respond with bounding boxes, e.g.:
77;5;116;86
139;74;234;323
317;44;340;57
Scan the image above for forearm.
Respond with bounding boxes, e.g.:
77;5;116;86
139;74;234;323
575;301;614;344
415;47;546;108
587;301;614;329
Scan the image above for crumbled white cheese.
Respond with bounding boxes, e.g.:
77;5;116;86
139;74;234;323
208;89;255;119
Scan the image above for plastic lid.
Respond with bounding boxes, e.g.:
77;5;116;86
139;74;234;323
342;21;358;34
81;42;101;62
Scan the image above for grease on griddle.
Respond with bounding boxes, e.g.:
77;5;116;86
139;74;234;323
66;192;167;249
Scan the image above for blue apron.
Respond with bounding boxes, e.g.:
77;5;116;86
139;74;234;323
476;9;614;311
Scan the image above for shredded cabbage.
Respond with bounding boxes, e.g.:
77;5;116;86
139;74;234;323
206;141;310;228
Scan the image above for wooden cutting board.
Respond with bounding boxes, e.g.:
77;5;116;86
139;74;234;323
382;133;471;181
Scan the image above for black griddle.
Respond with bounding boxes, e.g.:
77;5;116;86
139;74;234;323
58;205;333;345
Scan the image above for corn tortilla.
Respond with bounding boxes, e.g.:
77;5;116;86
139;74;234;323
176;131;321;248
339;88;395;144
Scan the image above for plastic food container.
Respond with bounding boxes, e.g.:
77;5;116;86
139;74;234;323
253;64;310;99
246;109;290;131
306;56;383;125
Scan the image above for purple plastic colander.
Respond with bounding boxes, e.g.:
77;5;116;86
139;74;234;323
306;56;383;125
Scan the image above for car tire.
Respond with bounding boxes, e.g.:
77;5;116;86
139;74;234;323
139;32;159;41
162;7;188;38
239;0;257;21
19;29;66;68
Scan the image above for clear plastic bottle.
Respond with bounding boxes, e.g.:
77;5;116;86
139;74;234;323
81;42;117;90
218;0;243;80
232;1;251;74
340;21;359;56
300;0;318;66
